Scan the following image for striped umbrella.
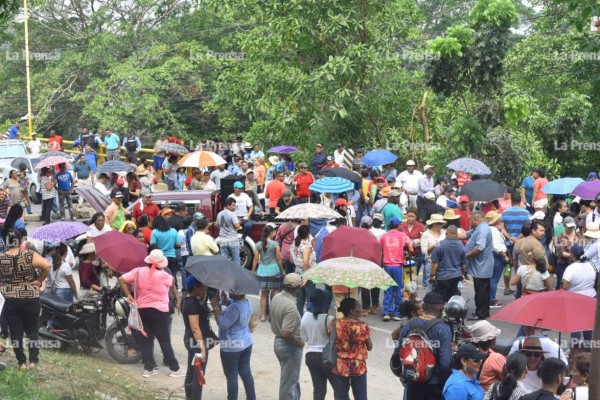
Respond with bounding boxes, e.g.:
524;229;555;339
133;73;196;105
447;158;492;175
33;155;69;170
542;177;584;195
309;177;354;194
97;160;136;174
178;150;227;168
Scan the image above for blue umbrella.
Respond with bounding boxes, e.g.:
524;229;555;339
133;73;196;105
309;177;354;193
446;158;492;175
268;145;298;154
97;160;136;174
542;177;584;195
361;150;398;168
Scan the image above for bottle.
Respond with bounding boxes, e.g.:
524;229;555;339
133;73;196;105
458;281;463;290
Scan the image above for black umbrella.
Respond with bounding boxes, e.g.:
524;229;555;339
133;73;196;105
460;180;506;202
319;167;362;185
185;255;260;295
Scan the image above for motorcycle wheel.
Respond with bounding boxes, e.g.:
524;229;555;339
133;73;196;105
104;321;142;364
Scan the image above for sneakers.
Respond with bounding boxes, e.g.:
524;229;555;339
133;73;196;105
143;369;158;378
169;368;186;378
392;316;402;321
383;314;391;322
490;301;503;308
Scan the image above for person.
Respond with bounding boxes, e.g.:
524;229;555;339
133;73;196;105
430;225;467;302
270;273;304;400
153;133;170;179
397;160;422;209
73;154;94;207
442;343;485;400
2;170;21;206
399;292;452;400
562;353;590;400
190;219;218;256
275;190;298;215
118;249;185;378
253;225;285;321
39;167;55;225
554;216;581;290
0;230;51;370
46;243;78;302
180;276;211;399
216;197;242;267
511;257;552;295
126;172;142;204
228;181;254;238
518;358;567;400
485;211;509;308
499;192;530;295
275;219;301;274
86;212;112;241
78;243;103;297
93;173;111;196
83;145;100;177
331;298;373;400
310;144;327;175
421;214;446;291
27;132;41;155
382;190;404;230
300;289;335;400
398;207;425;284
562;244;596;297
531;168;548;212
291;225;316;316
133;229;147;245
122;130;142;165
48;130;63;151
210;164;230;190
265;171;286;214
131;189;160;224
55;163;75;221
119;220;137;235
416;164;435;212
254;158;266;192
150;215;181;285
250;144;265;161
513;336;551;392
104;190;129;229
418;191;444;225
483;352;531;400
520;168;536;211
102;128;121;161
468;321;505;393
212;290;256;400
333;144;345;167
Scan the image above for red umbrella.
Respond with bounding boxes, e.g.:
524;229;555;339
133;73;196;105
490;290;596;332
321;226;382;264
94;231;148;274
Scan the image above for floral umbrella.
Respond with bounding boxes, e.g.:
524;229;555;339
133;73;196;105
30;221;90;242
446;158;492;175
157;143;189;155
275;203;342;220
303;257;398;289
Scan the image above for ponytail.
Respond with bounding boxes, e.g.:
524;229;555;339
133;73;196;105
261;225;274;252
497;352;527;400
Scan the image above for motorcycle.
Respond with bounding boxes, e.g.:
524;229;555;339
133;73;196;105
38;285;142;364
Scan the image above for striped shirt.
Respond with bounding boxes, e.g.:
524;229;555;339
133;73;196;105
501;206;530;245
484;380;530;400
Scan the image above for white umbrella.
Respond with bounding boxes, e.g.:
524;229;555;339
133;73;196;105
177;150;226;168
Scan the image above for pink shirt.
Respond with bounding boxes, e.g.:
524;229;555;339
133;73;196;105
380;230;411;266
479;349;506;393
534;178;548;201
121;267;173;312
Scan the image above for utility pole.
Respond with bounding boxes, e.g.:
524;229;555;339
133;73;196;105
23;0;33;135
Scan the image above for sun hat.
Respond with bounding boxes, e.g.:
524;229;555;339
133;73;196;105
185;275;204;291
380;187;391;197
136;165;148;175
233;181;244;189
268;155;280;165
584;222;600;238
468;321;501;343
424;191;435;200
144;249;168;269
485;211;501;226
529;211;546;221
519;337;549;354
307;289;333;314
443;209;460;220
406;160;416;166
426;214;445;226
373;213;384;222
563;216;576;228
455;343;487;361
79;243;96;255
283;273;302;288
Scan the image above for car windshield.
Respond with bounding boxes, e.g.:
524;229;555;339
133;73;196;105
0;143;26;158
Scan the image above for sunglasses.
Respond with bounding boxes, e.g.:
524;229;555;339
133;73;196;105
523;351;542;358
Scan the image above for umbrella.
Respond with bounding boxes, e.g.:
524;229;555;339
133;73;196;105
542;177;584;195
38;151;71;160
303;257;397;289
30;221;90;242
157;142;189;155
94;231;148;274
459;180;506;202
186;255;260;295
275;203;342;220
446;158;491;175
178;151;227;168
361;149;397;168
33;156;69;170
490;290;595;332
268;145;298;154
571;181;600;200
319;167;362;185
97;160;136;174
321;225;382;265
309;177;354;194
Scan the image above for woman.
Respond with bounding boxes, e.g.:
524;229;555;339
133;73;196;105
17;163;32;214
78;243;103;298
87;212;112;242
118;249;184;378
511;258;552;295
291;225;316;316
550;199;568;230
126;172;142;204
119;220;137;235
212;291;256;400
498;190;512;212
150;215;181;285
181;276;211;399
2;170;22;205
174;167;187;191
132;229;147;245
563;353;590;400
554;216;581;290
484;352;531;400
331;298;372;400
255;157;266;192
469;320;505;393
486;211;509;308
398;208;425;293
252;225;285;321
137;215;153;244
0;230;50;370
443;343;485;400
190;219;219;256
40;167;57;225
47;243;78;302
421;214;446;290
281;154;294;186
300;289;334;400
2;203;26;241
390;299;424;341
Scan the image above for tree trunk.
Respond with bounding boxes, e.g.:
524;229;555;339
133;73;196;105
590;296;600;399
416;91;430;147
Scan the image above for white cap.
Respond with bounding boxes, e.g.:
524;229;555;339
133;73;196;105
406;160;416;166
423;164;434;172
529;211;545;221
424;191;435;200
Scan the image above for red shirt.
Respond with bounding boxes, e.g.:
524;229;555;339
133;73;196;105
141;227;152;245
132;201;160;224
293;172;315;198
456;174;471;188
398;221;425;253
380;230;411;266
455;208;472;232
321;163;339;170
48;135;63;151
265;179;286;208
168;136;183;145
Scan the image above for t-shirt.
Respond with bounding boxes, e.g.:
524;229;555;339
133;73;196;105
516;236;546;266
276;197;298;213
150;228;180;258
73;162;92;180
228;192;253;217
48;262;73;290
40;176;56;200
191;232;219;256
521;176;535;204
533;178;548;201
121;267;173;312
103;133;120;150
300;313;333;353
478;350;506;393
265;180;286;208
501;206;530;244
182;296;211;348
55;171;72;191
382;203;403;231
516;264;550;291
79;261;101;289
28;140;41;155
48;135;63;151
380;230;411;266
255;240;280;277
562;262;597;297
442;369;485;400
332;319;371;378
216;209;239;241
431;238;466;280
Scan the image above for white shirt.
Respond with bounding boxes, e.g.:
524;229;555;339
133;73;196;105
397;170;422;195
516;264;550;291
490;226;507;254
228;192;253;217
509;336;568;365
94;181;111;196
553;213;563;229
87;223;112;238
398;192;408;214
300;313;333;353
333;150;345;167
563;261;597;297
48;262;73;290
204;180;217;191
369;227;386;241
28;139;41;155
522;369;542;392
436;194;450;208
585;209;600;226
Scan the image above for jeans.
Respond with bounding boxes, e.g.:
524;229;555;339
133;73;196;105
106;149;120;161
382;266;404;317
49;287;74;302
273;338;302;400
58;189;75;220
360;288;380;309
297;197;309;204
406;382;443;400
167;257;179;289
422;260;431;288
3;298;40;365
240;218;253;238
220;346;256;400
296;281;316;316
184;339;207;399
41;198;54;224
126;151;138;165
283;259;295;275
330;373;368;400
221;241;241;268
305;351;333;400
180;255;188;295
555;262;568;290
473;277;491;319
490;253;505;303
433;277;461;303
138;307;180;372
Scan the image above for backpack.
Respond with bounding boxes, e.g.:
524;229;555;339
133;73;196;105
397;318;442;383
85;134;99;150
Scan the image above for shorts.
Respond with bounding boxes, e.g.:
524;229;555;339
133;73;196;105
153;155;165;171
533;198;548;209
503;264;512;277
257;274;282;291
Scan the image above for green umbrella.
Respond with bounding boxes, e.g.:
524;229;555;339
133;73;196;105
303;257;398;290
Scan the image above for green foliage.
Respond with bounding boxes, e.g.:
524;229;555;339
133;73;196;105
470;0;519;29
429;37;464;57
503;95;532;126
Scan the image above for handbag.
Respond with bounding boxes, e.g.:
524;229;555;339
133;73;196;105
321;316;337;370
128;269;147;336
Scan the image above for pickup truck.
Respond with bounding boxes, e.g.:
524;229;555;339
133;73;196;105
76;186;273;269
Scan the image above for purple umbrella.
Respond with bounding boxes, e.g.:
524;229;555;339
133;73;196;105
268;145;298;154
30;221;91;242
571;180;600;200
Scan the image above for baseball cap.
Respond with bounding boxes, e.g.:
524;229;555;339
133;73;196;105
563;216;576;228
117;178;124;186
141;188;152;197
298;162;308;169
373;213;384;222
193;212;205;221
406;160;416;166
233;181;244;189
424;191;435;200
459;195;470;203
423;164;434;171
360;216;373;226
375;176;386;183
336;143;343;148
455;343;486;361
335;198;348;206
112;191;124;198
389;216;401;226
570;244;584;259
326;156;333;161
389;189;401;197
530;211;545;221
31;132;38;136
185;275;204;291
588;172;598;180
283;273;302;288
315;143;323;148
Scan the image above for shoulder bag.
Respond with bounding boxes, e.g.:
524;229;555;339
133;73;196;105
128;269;147;336
321;316;337;370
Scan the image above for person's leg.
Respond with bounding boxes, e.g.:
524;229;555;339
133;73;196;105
361;288;372;311
349;373;368;400
390;267;404;317
221;350;241;400
490;254;504;304
433;278;450;302
22;298;42;364
305;352;328;400
274;338;301;400
180;255;187;297
330;373;351;400
422;260;431;289
138;308;158;371
65;192;75;220
231;243;241;267
296;287;306;316
58;190;66;219
52;191;59;213
446;277;462;302
382;266;396;318
167;257;179;289
370;288;380;311
4;299;26;366
260;290;269;320
184;343;195;399
238;345;256;400
555;262;567;290
474;277;490;318
152;310;180;371
242;219;253;238
42;198;52;223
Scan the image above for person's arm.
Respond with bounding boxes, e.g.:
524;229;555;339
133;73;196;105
136;138;142;153
281;329;304;347
275;245;285;275
561;279;571;290
510;269;521;286
171;281;181;313
391;326;400;341
252;249;260;273
366;336;373;351
173;230;181;248
246;203;254;219
531;182;538;204
520;187;526;207
544;276;553;292
187;314;207;360
303;246;311;271
66;272;78;300
31;252;51;288
430;262;439;282
118;272;135;303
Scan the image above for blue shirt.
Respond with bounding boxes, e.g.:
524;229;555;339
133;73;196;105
501;206;530;245
431;238;466;280
216;298;253;352
150;228;180;258
521;176;535;204
8;125;19;139
103;133;120;150
465;222;494;278
83;151;98;172
73;161;92;180
55;171;72;191
442;369;484;400
228;164;242;176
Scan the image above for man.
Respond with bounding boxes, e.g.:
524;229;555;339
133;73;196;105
369;176;388;209
27;132;41;156
244;170;263;212
94;173;111;196
508;326;568;365
436;185;455;210
0;191;11;219
189;169;204;190
519;358;568;400
292;163;314;204
382;190;403;231
153;133;170;178
104;190;129;229
265;171;285;214
499;193;529;296
399;292;452;400
455;195;472;232
121;130;141;165
397;160;422;209
228;156;243;176
275;190;298;215
516;220;547;267
352;149;365;167
210;163;230;190
486;211;510;308
430;225;467;302
78;127;102;151
7;121;20;139
202;171;217;190
48;130;63;151
55;163;75;221
309;144;327;175
101;129;120;161
321;156;338;170
520;168;536;211
216;197;242;267
167;203;188;230
230;136;245;159
249;144;264;161
131;189;160;223
512;335;557;392
382;163;397;182
585;193;600;226
418;191;444;225
380;217;413;321
228;181;254;238
240;160;250;174
333;143;345;167
73;154;93;206
416;164;435;212
81;145;99;175
460;211;494;321
270;273;304;400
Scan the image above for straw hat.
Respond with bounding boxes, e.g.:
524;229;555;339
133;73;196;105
584;222;600;238
443;209;460;220
519;337;549;354
485;211;501;226
79;243;96;255
426;214;445;226
136;165;149;176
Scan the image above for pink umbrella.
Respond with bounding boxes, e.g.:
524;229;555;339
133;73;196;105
94;231;148;274
33;155;69;170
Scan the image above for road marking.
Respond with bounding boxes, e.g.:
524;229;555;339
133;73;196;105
369;326;393;335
